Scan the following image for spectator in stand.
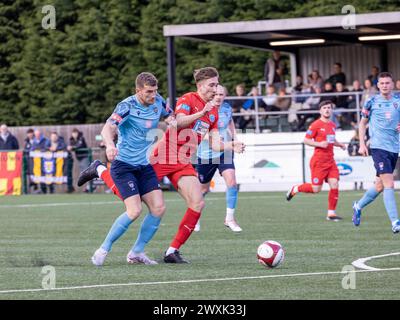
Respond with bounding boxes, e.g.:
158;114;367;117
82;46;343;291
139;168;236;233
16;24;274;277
0;124;19;150
68;128;90;192
327;62;346;87
237;86;266;130
44;132;67;194
264;50;288;90
262;85;280;118
292;75;308;103
367;66;379;88
307;69;324;91
360;78;377;108
347;80;364;128
276;88;291;111
320;81;337;105
297;87;322;131
31;129;49;194
23;128;38;193
334;82;350;129
231;83;248;128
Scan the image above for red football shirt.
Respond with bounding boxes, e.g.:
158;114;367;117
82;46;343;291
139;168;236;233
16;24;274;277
153;92;219;164
305;119;336;160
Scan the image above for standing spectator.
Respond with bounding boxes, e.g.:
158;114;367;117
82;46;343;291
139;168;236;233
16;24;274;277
327;62;346;86
31;129;49;194
68;128;90;192
44;132;67;194
23;128;38;193
367;66;379;88
0;124;19;150
264;50;288;90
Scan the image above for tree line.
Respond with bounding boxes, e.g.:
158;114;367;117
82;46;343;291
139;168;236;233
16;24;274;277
1;0;397;125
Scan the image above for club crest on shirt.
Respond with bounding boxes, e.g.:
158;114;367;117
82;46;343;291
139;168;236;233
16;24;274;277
153;107;158;114
394;103;398;109
209;114;215;122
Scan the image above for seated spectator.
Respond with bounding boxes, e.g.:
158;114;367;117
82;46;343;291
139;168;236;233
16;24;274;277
296;87;322;131
367;66;379;88
360;79;377;108
327;62;346;86
276;88;291;111
230;83;248;127
306;69;324;91
262;85;281;117
320;81;337;105
292;75;308;103
237;87;265;130
0;124;19;150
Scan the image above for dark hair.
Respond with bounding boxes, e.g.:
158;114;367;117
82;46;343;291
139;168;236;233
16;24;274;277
319;100;334;109
135;72;158;88
27;128;34;134
378;72;393;80
193;67;219;83
334;62;342;68
72;128;79;133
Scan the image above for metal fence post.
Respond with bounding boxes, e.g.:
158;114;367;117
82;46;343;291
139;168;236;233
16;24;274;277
254;96;260;133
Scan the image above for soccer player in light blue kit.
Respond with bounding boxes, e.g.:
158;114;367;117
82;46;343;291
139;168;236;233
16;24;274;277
352;72;400;233
195;84;242;232
91;72;173;266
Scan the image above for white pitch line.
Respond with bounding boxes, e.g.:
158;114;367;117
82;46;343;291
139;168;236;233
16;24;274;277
352;252;400;271
0;193;364;209
1;267;400;295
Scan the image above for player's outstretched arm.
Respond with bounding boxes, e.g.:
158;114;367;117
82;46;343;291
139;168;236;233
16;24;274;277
209;129;245;153
101;121;118;161
334;140;346;150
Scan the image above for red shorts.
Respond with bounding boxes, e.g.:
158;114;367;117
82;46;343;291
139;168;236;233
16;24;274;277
152;162;197;190
310;157;339;186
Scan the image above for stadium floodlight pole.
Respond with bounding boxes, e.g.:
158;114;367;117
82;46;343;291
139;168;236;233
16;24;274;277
166;36;176;110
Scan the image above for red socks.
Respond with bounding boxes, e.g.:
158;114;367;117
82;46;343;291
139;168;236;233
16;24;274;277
328;188;339;211
170;208;201;249
100;170;123;201
298;183;314;193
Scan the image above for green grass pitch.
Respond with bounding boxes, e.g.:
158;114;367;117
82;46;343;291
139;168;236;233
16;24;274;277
0;191;399;300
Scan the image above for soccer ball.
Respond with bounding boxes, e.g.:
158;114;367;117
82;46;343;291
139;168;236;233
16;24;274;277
257;240;285;268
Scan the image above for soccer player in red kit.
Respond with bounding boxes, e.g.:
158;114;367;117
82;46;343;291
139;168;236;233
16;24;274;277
78;67;245;263
286;100;346;221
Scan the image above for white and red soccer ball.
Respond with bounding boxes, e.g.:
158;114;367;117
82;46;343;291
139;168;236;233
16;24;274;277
257;240;285;268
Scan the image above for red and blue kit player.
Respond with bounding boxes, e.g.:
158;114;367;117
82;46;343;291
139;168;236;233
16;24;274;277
89;72;172;266
194;84;242;232
352;72;400;233
79;67;245;263
286;100;346;221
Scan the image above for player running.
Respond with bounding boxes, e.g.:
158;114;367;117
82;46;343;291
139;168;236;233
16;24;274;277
286;100;346;221
90;72;173;266
352;72;400;233
79;67;245;263
194;84;241;232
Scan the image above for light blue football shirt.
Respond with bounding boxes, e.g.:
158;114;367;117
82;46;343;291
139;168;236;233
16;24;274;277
109;94;170;166
197;102;233;159
362;93;400;153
